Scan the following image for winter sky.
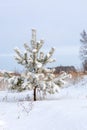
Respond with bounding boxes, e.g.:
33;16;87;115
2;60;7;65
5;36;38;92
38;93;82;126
0;0;87;71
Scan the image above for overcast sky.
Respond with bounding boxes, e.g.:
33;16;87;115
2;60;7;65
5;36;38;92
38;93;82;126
0;0;87;71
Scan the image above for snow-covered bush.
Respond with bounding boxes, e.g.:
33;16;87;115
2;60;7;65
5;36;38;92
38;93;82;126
8;76;25;92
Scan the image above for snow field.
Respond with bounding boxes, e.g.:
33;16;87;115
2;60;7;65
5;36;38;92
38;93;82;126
0;99;87;130
0;76;87;130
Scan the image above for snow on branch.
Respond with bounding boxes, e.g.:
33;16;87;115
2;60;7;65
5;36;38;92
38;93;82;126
24;43;32;53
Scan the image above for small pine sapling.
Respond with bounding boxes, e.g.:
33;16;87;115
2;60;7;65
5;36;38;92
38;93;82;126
4;29;71;101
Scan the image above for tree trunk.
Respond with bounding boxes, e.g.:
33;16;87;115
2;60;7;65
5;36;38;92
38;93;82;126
34;86;37;101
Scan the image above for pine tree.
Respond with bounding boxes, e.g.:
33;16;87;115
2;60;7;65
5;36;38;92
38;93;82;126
4;29;70;101
80;30;87;72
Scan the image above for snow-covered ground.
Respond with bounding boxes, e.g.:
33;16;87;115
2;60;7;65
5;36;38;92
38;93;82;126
0;76;87;130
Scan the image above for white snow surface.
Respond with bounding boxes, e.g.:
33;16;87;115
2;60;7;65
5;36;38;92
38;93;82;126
0;76;87;130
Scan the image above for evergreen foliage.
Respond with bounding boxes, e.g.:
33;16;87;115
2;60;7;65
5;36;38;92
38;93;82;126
4;29;70;101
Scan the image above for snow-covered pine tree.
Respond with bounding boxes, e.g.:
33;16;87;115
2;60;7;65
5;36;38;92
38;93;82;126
4;29;70;101
14;29;58;101
80;30;87;72
14;29;71;101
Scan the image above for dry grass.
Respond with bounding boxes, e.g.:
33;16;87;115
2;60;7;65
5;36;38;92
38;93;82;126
55;71;87;85
0;79;8;90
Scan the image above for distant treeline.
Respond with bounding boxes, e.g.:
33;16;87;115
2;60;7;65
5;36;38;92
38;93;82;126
54;66;76;74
